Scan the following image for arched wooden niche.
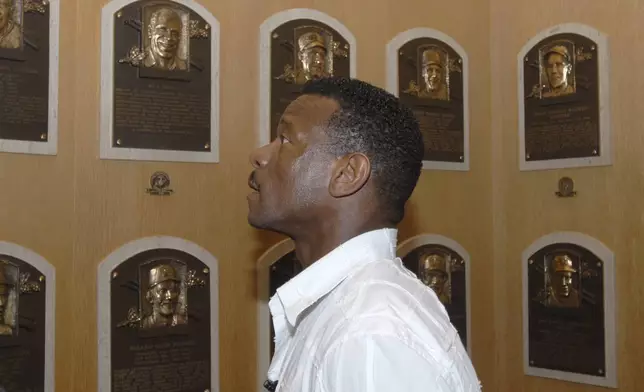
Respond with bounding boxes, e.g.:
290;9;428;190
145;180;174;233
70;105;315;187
522;231;616;388
397;234;471;355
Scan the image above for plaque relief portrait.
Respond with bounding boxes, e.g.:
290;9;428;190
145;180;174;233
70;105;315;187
540;44;575;98
0;261;18;335
403;46;450;101
0;0;54;151
389;31;468;170
0;0;22;49
0;255;47;392
539;254;581;308
268;18;351;141
401;243;468;350
519;25;610;170
139;262;188;329
108;248;212;391
417;252;453;305
141;5;189;71
526;243;608;380
101;0;219;162
275;28;338;85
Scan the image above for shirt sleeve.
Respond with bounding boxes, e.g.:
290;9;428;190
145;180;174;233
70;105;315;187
316;334;455;392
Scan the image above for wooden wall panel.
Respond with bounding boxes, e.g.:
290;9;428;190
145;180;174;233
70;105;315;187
491;1;644;391
0;0;495;390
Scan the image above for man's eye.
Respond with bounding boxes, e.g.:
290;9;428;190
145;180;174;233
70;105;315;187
280;134;291;144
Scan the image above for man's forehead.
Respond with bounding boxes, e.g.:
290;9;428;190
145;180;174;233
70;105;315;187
155;12;180;24
282;94;339;124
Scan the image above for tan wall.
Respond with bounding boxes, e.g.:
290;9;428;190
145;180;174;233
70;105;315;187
0;0;493;390
13;0;644;391
491;1;643;391
5;0;643;390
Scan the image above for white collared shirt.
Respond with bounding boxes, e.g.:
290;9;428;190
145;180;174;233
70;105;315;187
267;228;481;392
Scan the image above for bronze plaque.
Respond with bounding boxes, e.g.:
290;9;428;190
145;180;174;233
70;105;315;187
112;0;211;152
270;19;350;141
527;244;605;376
398;38;465;163
0;256;46;391
111;248;211;391
268;251;302;357
523;34;599;161
402;244;468;349
0;0;51;143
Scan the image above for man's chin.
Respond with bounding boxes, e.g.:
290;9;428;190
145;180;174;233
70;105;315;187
247;211;285;234
247;213;268;230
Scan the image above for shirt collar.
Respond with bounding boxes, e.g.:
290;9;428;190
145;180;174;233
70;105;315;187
269;228;398;328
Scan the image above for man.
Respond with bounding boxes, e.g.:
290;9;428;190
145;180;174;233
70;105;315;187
140;263;187;328
542;45;574;98
545;254;580;308
419;253;451;304
0;263;15;335
0;0;21;49
144;7;188;71
276;31;329;85
420;48;448;100
248;77;480;391
296;31;327;83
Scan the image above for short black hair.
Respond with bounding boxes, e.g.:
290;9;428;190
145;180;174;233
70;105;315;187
301;76;423;224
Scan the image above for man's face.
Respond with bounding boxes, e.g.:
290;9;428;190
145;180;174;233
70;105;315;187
545;53;570;89
247;95;338;233
300;47;326;78
422;63;442;91
149;280;179;316
151;12;181;59
553;271;573;297
0;2;11;31
422;270;447;294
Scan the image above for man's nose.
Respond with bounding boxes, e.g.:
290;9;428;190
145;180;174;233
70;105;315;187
249;143;272;169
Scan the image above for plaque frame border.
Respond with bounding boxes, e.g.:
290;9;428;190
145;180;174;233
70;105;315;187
397;233;472;356
517;23;611;171
386;27;470;171
0;0;60;156
521;231;617;388
255;238;294;392
257;8;357;147
96;236;220;392
0;241;56;392
99;0;221;163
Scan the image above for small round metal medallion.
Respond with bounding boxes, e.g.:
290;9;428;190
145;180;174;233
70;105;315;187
146;171;174;196
150;171;170;190
556;176;576;197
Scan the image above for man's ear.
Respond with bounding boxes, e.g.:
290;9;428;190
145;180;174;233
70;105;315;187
328;153;371;198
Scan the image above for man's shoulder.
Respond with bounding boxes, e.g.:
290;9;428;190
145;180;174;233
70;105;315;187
325;259;457;350
338;259;449;318
318;317;480;392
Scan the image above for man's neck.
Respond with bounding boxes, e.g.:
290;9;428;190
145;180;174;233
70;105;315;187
152;311;173;325
293;221;393;268
553;82;568;92
153;54;171;68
